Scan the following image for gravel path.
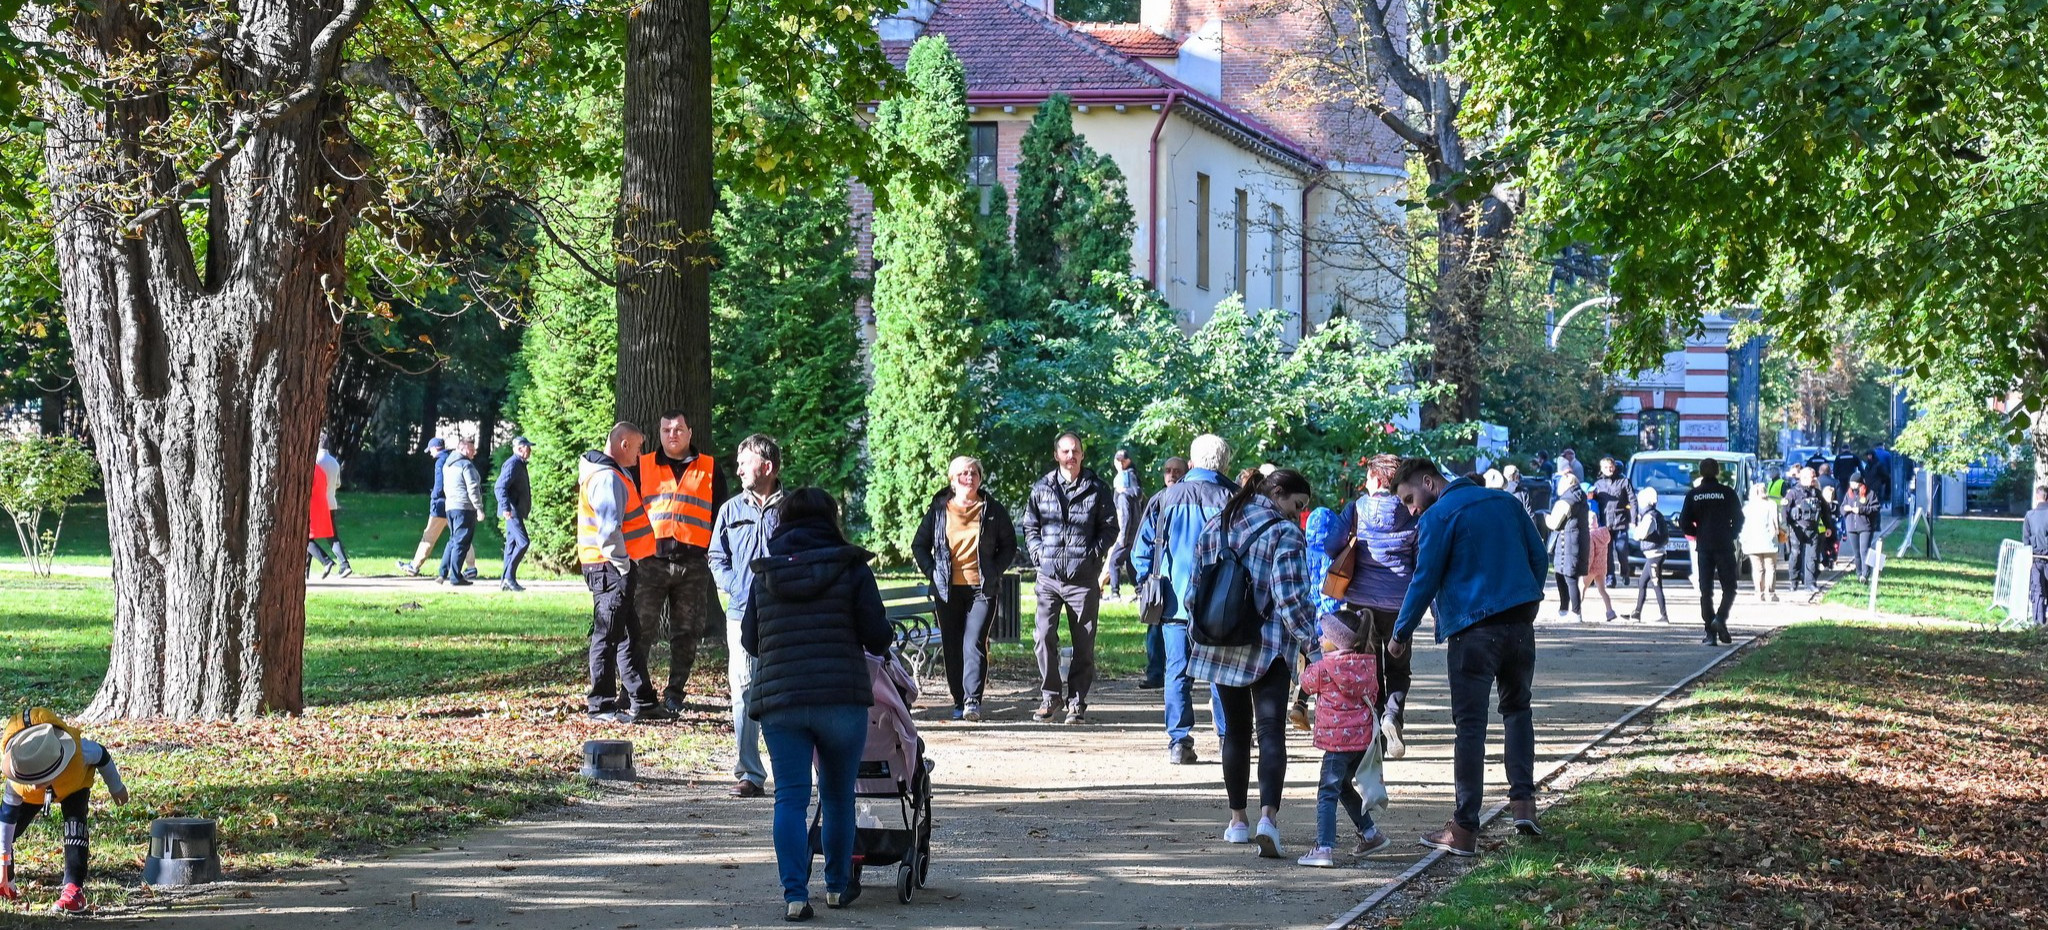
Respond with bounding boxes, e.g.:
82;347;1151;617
143;581;1817;930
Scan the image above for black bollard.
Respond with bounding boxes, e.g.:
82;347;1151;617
579;739;634;781
142;817;223;886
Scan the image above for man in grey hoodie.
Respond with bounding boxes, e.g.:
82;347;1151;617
707;434;785;798
438;437;484;587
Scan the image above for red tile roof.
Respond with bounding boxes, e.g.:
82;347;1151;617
888;0;1163;95
1072;23;1181;58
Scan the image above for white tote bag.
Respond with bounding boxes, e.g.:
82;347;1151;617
1356;728;1390;811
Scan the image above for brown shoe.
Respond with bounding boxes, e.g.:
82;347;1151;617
729;779;764;798
1508;798;1544;836
1418;821;1478;857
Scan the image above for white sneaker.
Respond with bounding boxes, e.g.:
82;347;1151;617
1562;611;1581;623
1297;845;1336;867
1223;821;1250;843
1381;715;1407;760
1254;818;1284;858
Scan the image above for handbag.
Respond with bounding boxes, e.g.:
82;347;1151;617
1357;728;1389;811
1137;507;1174;625
1322;537;1357;599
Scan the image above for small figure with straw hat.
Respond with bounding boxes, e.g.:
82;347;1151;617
3;707;129;914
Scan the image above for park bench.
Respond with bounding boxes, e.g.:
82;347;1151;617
880;584;944;683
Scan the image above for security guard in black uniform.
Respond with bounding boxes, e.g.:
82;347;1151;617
1679;459;1744;645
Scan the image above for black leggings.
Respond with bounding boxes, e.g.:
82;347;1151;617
1555;572;1582;613
1;788;90;887
1217;657;1292;812
1633;554;1667;618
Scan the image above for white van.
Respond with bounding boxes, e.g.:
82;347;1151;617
1625;450;1761;578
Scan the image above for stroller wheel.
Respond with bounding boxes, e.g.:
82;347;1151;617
917;843;931;887
897;862;915;904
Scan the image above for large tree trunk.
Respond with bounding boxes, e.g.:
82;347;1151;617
1418;189;1516;431
615;0;715;441
30;1;366;720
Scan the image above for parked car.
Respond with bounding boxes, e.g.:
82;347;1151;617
1626;450;1761;578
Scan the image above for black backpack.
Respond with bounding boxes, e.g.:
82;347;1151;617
1188;517;1287;648
1641;509;1670;546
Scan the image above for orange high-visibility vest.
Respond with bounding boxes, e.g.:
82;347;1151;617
578;462;656;565
4;707;90;804
638;452;715;549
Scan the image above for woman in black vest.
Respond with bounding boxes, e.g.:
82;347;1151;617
742;488;893;921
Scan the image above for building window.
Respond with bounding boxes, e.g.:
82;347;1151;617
1267;204;1285;310
1232;188;1248;294
969;123;998;214
1195;173;1211;291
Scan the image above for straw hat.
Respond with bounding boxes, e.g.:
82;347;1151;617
3;723;78;786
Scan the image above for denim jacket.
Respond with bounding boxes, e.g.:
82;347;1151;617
1392;479;1549;643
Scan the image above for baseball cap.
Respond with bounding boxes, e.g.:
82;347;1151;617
513;436;533;448
426;437;447;453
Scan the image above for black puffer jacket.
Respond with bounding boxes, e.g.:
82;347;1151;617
1839;488;1880;533
1548;482;1591;576
911;487;1020;603
742;520;892;720
1020;467;1118;583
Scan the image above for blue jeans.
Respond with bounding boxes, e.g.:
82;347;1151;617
760;703;868;904
726;609;766;785
438;509;476;582
501;515;530;583
1160;622;1227;746
1315;750;1374;848
1446;608;1539;830
1144;623;1165;686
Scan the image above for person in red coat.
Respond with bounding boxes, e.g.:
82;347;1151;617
1296;610;1384;866
308;465;346;578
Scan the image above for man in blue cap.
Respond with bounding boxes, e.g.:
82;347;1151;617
497;436;534;591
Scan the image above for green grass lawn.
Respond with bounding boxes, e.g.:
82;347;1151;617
19;492;574;579
0;575;719;900
1823;515;2020;623
1388;623;2048;930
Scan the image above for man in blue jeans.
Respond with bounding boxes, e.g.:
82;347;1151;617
1389;457;1550;856
1132;437;1235;764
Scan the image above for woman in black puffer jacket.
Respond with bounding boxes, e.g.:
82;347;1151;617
1545;472;1591;620
743;488;894;921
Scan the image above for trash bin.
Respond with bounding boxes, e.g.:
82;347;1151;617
989;572;1025;644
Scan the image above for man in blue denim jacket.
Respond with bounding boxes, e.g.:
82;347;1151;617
1388;457;1550;856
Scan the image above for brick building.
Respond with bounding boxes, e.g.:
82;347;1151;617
864;0;1410;338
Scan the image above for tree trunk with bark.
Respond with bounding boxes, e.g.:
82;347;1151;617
615;0;715;442
28;1;369;720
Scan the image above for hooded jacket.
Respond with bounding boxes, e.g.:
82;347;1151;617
741;519;892;719
912;487;1019;603
1392;478;1550;644
1020;466;1118;582
1330;492;1418;611
1591;473;1634;529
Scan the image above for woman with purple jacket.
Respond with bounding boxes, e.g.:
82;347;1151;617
1325;454;1416;758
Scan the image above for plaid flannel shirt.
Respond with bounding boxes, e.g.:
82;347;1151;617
1188;496;1321;688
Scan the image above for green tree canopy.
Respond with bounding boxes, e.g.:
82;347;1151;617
863;36;983;562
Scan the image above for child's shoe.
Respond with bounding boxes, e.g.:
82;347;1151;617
0;879;19;903
53;883;86;914
1352;829;1392;855
1287;701;1310;731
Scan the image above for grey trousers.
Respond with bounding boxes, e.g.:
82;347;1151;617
1034;576;1100;709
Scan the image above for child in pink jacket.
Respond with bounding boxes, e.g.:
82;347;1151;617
1297;610;1384;867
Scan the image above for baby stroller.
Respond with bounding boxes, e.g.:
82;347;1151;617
810;650;934;904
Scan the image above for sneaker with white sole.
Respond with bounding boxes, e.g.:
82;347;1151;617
1353;830;1392;855
1297;845;1336;867
1223;821;1251;844
1381;714;1407;760
1253;818;1284;858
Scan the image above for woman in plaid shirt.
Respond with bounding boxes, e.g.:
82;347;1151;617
1190;468;1322;858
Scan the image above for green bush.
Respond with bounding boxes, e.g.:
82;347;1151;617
0;434;99;575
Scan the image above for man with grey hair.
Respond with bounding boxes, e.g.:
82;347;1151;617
438;437;484;587
708;433;784;797
1132;433;1238;764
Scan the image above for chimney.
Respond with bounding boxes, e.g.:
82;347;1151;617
879;0;937;41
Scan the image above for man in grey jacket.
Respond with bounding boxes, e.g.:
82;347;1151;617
1020;431;1118;724
707;434;784;798
438;437;484;587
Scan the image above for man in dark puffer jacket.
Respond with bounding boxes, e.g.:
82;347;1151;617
1020;431;1118;724
742;489;892;920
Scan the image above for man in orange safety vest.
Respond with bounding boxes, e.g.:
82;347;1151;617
635;409;728;712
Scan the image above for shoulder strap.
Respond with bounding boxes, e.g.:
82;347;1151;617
1238;516;1288;555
